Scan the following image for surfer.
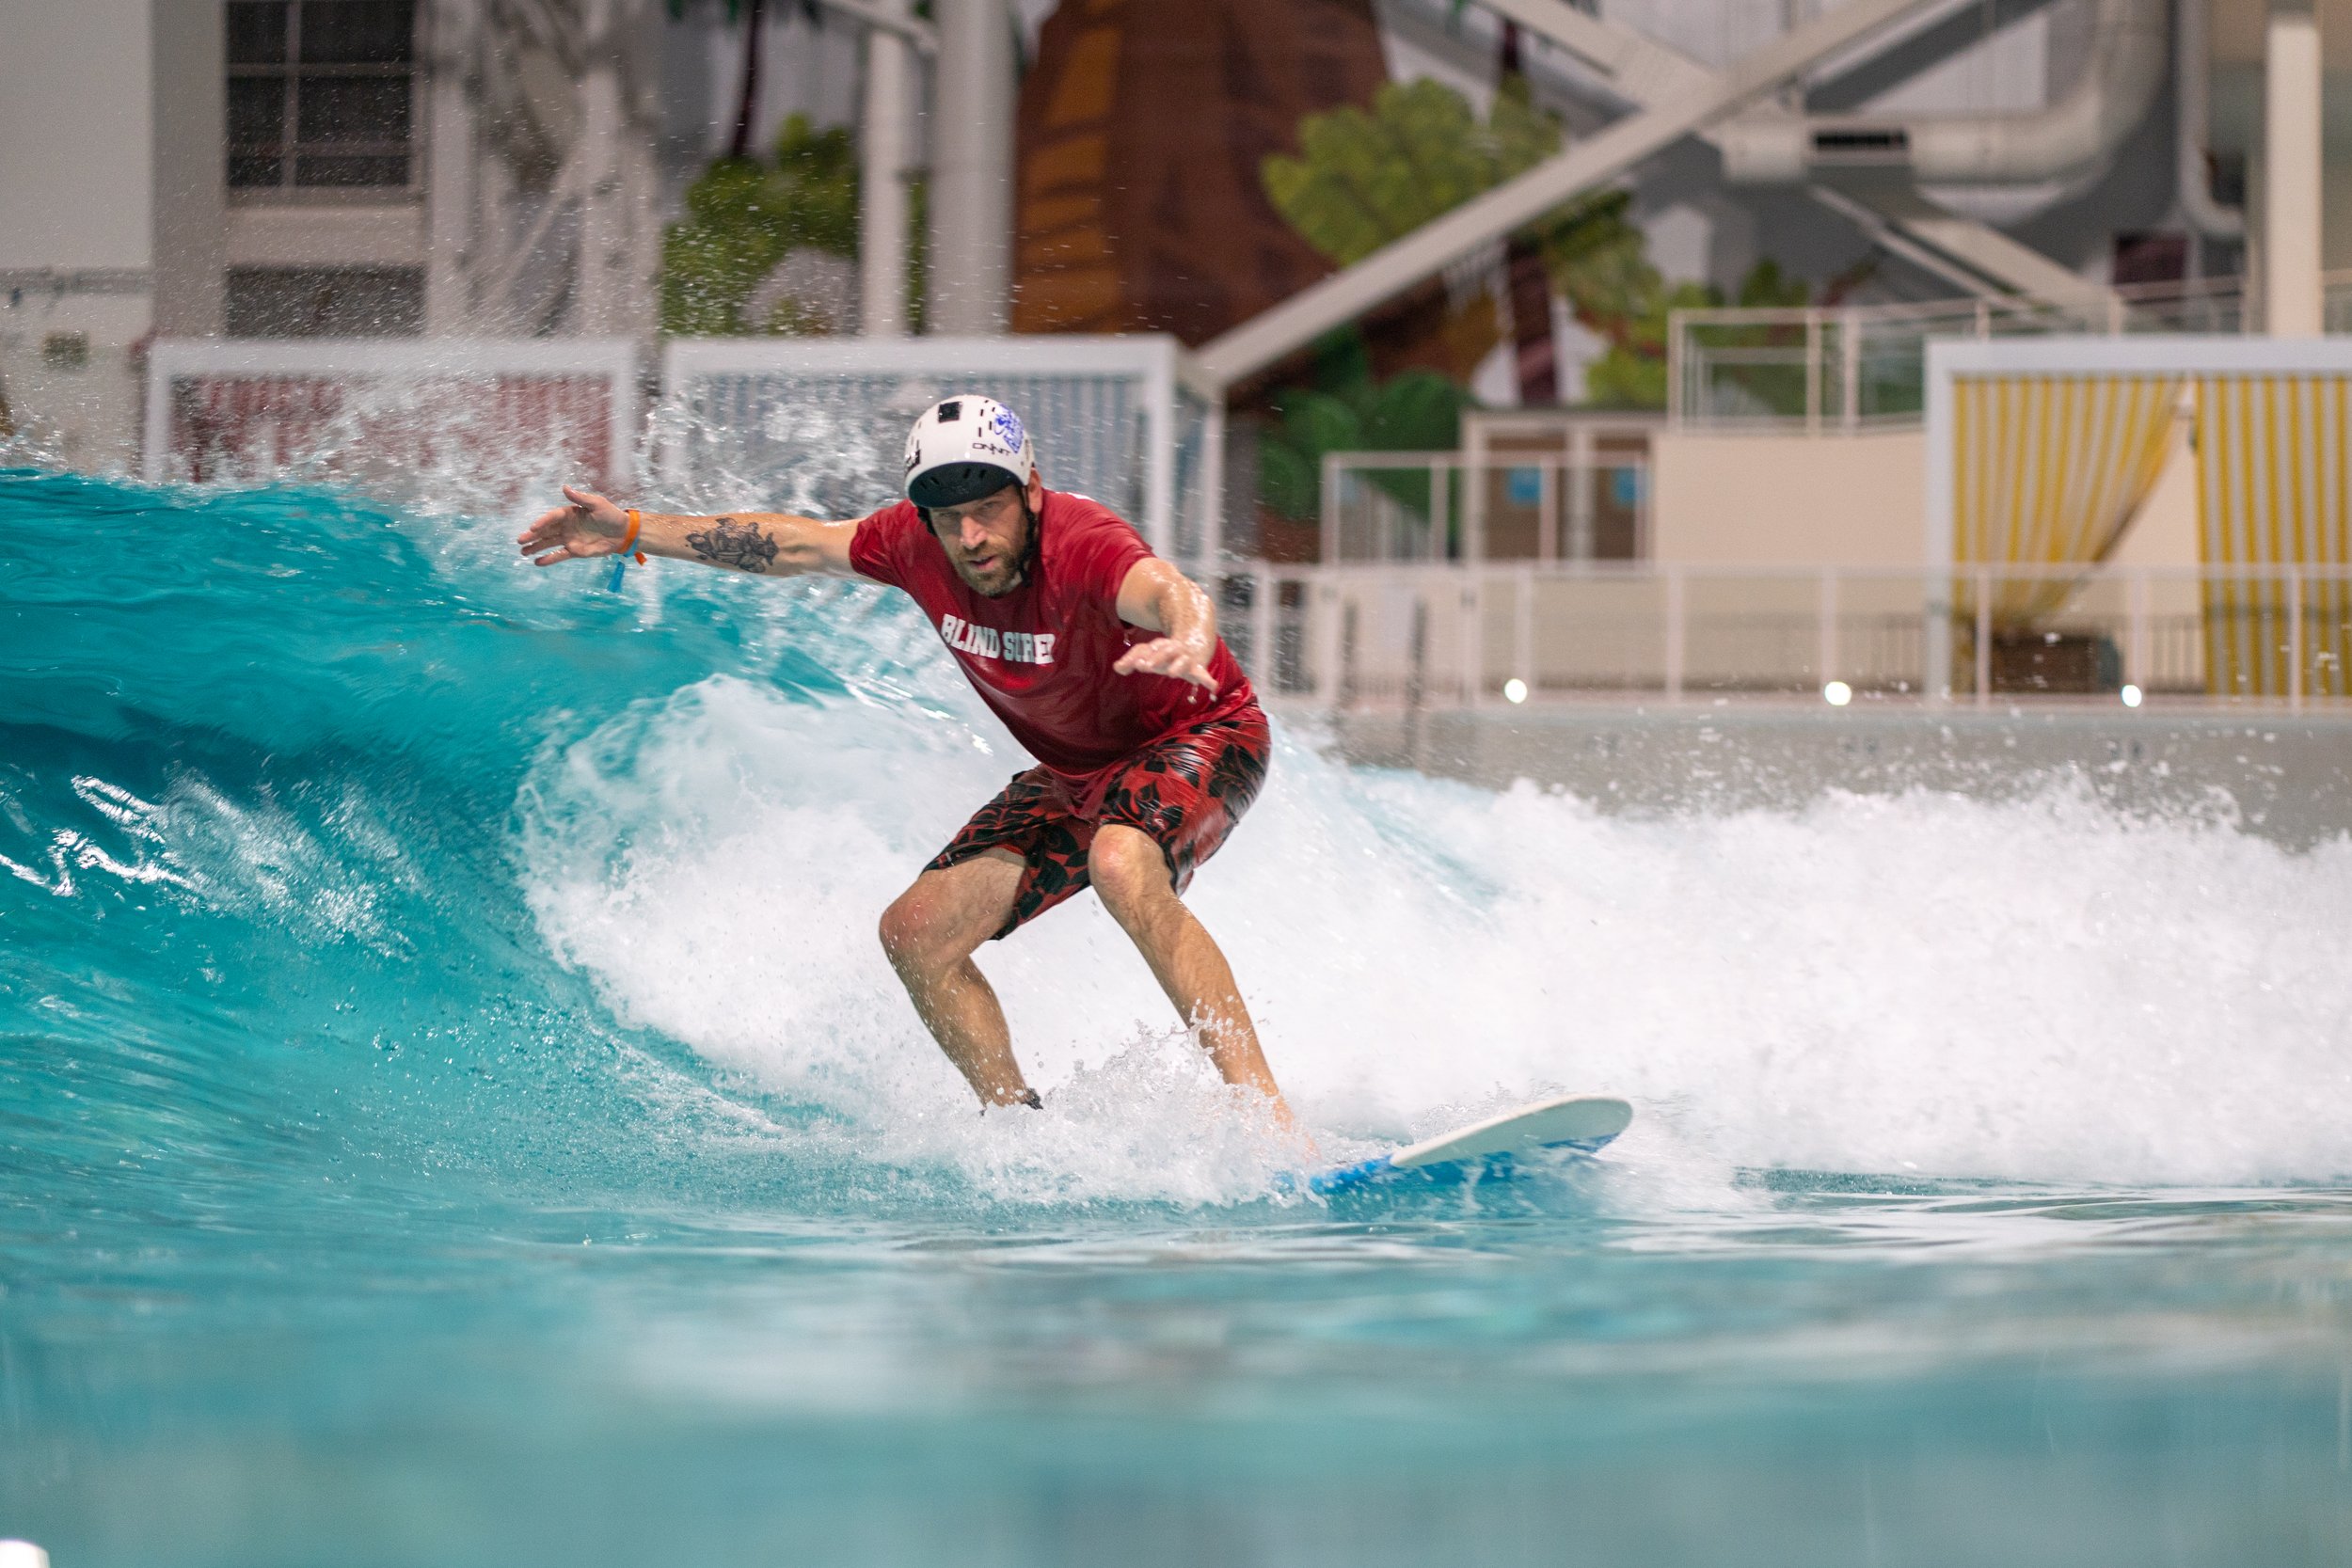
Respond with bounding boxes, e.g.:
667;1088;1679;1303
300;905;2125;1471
519;396;1298;1132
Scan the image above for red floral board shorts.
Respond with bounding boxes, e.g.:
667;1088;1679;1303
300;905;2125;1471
927;705;1273;941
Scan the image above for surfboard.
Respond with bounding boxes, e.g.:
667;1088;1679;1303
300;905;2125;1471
1306;1093;1633;1196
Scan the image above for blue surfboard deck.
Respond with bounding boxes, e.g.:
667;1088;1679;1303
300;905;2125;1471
1303;1093;1633;1196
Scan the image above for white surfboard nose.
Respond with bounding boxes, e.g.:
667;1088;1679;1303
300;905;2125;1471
1388;1094;1633;1170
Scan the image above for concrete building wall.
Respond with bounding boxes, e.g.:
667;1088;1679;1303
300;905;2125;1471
1641;397;2220;582
1650;419;2203;575
1650;428;1927;567
0;0;154;272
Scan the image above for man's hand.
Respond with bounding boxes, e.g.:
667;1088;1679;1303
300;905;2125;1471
518;484;632;566
1114;637;1217;692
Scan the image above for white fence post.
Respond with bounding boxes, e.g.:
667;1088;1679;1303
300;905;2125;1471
2127;568;2150;692
1667;310;1684;424
1312;579;1343;711
1466;455;1486;564
1804;308;1822;436
1538;462;1559;563
1431;460;1451;562
1142;347;1177;559
1252;565;1276;689
1818;568;1839;690
1199;397;1226;568
1567;427;1597;562
1975;568;1994;708
1320;451;1343;565
1923;344;1957;702
1460;570;1483;704
1664;565;1686;701
141;356;174;483
2288;565;2305;708
1840;309;1861;430
1514;566;1535;698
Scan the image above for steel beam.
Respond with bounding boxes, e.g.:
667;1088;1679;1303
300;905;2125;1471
1197;0;1946;388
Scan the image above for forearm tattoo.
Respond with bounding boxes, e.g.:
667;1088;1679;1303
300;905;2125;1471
686;516;781;574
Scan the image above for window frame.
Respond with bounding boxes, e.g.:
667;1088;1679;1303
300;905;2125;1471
226;0;422;200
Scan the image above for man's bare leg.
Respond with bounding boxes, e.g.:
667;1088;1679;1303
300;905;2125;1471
878;852;1035;1107
1086;824;1299;1132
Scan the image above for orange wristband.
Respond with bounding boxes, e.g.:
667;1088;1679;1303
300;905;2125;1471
620;508;646;564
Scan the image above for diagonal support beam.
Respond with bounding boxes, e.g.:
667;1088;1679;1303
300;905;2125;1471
1196;0;1944;388
1471;0;1719;105
1798;184;2012;299
1807;182;2120;312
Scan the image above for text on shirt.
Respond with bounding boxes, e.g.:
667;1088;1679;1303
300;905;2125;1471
940;614;1055;665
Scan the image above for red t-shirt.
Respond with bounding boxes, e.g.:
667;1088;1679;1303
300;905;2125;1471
849;489;1256;806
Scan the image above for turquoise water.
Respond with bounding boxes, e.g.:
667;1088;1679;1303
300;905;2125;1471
5;466;2352;1566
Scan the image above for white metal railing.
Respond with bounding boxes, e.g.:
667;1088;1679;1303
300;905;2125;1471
129;333;1221;571
1667;272;2352;434
1218;561;2352;712
1316;451;1652;564
659;334;1216;571
139;337;644;497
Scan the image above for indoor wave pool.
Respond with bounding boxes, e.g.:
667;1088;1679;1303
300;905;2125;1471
4;467;2350;1566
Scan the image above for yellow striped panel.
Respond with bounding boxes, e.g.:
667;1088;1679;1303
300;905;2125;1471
2195;374;2352;698
1951;373;2183;626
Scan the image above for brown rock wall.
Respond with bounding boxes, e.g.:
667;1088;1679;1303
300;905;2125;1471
1013;0;1388;344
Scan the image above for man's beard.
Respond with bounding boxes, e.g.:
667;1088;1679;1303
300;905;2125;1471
958;558;1022;596
954;499;1035;596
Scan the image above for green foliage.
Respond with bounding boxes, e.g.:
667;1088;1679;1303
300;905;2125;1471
1257;330;1469;521
1256;79;1591;516
1642;258;1821;416
1735;257;1811;309
1259;72;1816;418
1263;78;1563;267
660;115;860;337
1563;243;1811;410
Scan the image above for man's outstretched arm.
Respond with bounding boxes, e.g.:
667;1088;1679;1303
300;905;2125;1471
1112;557;1219;690
518;485;862;578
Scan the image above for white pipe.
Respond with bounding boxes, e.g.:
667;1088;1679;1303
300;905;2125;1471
1720;0;2167;185
861;0;912;337
1200;398;1226;567
2265;0;2323;338
927;0;1013;334
1922;338;1957;701
1142;342;1176;560
424;0;480;334
572;0;627;334
2177;0;2243;239
815;0;938;50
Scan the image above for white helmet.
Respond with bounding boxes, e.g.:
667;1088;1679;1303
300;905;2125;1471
902;395;1036;509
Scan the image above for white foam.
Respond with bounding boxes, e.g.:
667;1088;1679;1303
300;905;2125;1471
520;677;2352;1193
